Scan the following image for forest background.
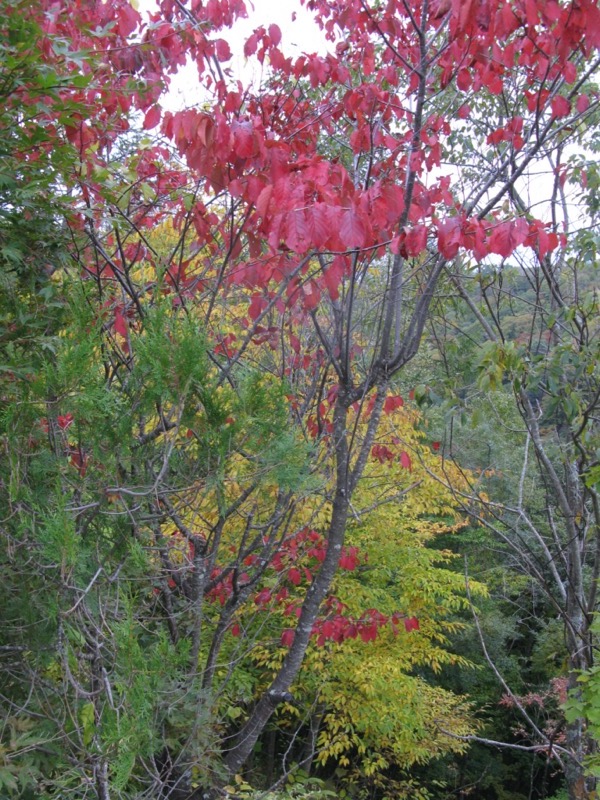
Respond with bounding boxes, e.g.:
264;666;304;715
0;1;599;799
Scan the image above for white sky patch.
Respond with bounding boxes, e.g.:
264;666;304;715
234;0;329;55
137;0;330;110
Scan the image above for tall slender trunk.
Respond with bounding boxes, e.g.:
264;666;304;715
224;393;353;775
564;610;596;800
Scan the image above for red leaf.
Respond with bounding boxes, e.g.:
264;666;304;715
437;217;462;259
114;306;128;339
345;623;358;640
488;223;513;257
57;413;74;430
525;0;539;26
404;225;428;256
489;219;528;258
196;114;214;147
507;115;523;138
431;0;451;19
487;127;506;146
404;616;420;632
231;623;241;637
255;588;272;606
339;548;359;570
117;2;140;37
143;105;161;130
538;231;559;258
372;444;394;463
281;628;295;647
302;281;321;311
244;32;258;56
309;546;326;563
563;62;577;84
576;95;590;113
215;38;231;61
322;255;346;301
285;208;310;252
310;203;333;249
359;623;378;642
400;451;412;470
457;68;471;91
551;96;571;119
255;184;273;218
288;567;302;586
248;293;267;321
481;67;503;95
276;587;289;603
452;0;476;33
460;218;488;260
268;23;282;46
289;333;301;354
307;54;330;87
340;208;366;249
432;441;441;451
232;120;255;158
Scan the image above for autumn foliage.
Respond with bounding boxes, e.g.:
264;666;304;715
0;0;599;797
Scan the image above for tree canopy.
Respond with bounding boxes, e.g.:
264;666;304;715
0;1;599;799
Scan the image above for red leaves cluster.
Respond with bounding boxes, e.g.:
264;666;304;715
32;0;585;352
207;525;417;650
371;393;412;469
441;0;600;84
269;529;362;581
22;0;593;334
30;0;174;161
311;605;390;647
437;215;561;261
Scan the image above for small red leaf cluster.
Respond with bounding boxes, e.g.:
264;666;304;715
487;116;524;150
383;395;404;414
370;444;412;470
281;603;420;649
38;414;88;476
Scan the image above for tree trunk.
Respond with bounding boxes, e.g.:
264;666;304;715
224;394;353;775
